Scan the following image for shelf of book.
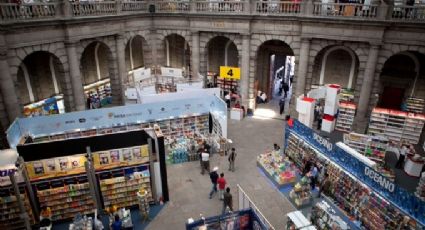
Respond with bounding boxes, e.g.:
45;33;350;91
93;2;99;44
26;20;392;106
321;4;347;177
99;169;152;209
0;186;34;230
335;102;356;132
406;97;425;114
368;108;425;145
34;176;94;221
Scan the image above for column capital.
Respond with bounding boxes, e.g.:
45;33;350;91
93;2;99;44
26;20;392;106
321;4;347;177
241;33;251;39
64;40;79;48
115;32;125;40
190;30;200;36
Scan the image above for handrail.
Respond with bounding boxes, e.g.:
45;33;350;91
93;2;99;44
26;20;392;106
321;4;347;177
1;1;425;23
237;184;275;230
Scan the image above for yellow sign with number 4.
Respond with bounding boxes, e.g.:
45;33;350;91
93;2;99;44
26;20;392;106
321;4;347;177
220;66;241;80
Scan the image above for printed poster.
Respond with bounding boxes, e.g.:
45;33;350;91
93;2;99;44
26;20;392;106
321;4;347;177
59;157;69;170
123;149;132;161
45;159;56;172
99;152;110;165
33;161;45;175
110;150;120;163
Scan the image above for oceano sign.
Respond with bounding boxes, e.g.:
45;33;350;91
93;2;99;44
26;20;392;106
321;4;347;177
364;167;395;193
312;133;333;152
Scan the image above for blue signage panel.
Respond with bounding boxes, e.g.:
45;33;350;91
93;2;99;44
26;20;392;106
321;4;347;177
286;120;425;226
7;95;226;148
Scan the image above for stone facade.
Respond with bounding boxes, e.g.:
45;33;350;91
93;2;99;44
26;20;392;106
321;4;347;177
0;12;424;132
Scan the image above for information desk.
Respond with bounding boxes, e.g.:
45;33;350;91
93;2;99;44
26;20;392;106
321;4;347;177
404;155;425;177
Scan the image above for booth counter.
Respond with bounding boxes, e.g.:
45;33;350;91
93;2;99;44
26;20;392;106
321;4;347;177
404;155;425;177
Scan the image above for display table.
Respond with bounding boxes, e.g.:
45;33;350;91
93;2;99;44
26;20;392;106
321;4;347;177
230;108;243;120
257;150;296;188
404;155;425;177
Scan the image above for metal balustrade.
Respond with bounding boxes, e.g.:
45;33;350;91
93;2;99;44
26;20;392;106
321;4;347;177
1;0;425;23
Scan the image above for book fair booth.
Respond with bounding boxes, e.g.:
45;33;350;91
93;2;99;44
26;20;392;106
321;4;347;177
1;94;227;229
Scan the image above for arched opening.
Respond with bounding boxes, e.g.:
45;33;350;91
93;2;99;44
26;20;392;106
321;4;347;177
379;52;425;111
206;36;239;93
311;46;359;102
125;35;145;71
164;34;190;71
17;51;66;117
256;40;295;102
80;41;113;109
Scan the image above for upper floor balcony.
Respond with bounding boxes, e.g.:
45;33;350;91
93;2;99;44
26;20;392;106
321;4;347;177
0;0;424;24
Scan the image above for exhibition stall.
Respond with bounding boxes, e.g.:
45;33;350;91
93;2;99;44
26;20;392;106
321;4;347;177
84;78;112;108
5;94;227;227
257;150;297;188
284;119;425;228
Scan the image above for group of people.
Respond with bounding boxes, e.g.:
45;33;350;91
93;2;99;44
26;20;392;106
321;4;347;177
86;92;102;109
209;168;234;214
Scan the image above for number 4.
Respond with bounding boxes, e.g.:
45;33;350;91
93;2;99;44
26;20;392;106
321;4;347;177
227;69;233;76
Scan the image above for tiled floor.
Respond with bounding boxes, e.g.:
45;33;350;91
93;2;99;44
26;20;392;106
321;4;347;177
146;100;295;229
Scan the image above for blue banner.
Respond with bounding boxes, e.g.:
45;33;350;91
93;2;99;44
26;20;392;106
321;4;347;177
7;95;227;148
286;120;425;226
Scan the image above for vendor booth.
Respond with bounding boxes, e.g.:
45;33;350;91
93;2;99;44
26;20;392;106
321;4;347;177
284;119;425;229
6;94;227;227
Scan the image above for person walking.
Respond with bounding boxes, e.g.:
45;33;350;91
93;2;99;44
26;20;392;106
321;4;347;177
222;187;233;214
201;149;210;175
209;167;219;199
282;82;289;98
228;148;237;172
279;97;286;115
310;164;319;190
217;173;227;200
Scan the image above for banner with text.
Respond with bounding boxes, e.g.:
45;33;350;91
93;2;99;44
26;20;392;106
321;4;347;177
285;120;425;226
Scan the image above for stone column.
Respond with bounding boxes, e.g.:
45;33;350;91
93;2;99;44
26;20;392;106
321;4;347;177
294;38;310;97
115;33;126;104
241;34;250;104
356;44;379;121
65;41;86;111
0;47;21;123
191;31;200;80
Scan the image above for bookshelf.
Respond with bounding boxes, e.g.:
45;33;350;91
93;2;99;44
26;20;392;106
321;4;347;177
368;108;425;145
0;186;34;230
406;97;425;114
335;102;356;132
99;168;152;209
29;114;213;146
343;133;388;164
34;176;94;221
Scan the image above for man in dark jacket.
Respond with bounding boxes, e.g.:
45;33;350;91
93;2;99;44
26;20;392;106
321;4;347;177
222;187;233;214
209;167;219;199
282;82;289;98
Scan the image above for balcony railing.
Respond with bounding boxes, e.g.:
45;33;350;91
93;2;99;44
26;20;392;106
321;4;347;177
313;3;378;18
1;0;425;23
156;1;190;13
256;1;301;15
0;2;58;21
195;1;244;13
71;1;117;17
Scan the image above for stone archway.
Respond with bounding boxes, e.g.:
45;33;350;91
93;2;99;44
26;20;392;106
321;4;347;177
378;51;425;110
164;34;190;70
206;36;239;74
312;45;359;89
80;41;115;108
17;51;67;116
255;40;295;101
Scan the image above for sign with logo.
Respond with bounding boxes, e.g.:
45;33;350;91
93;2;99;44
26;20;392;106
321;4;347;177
161;67;183;78
132;67;151;83
220;66;241;80
286;120;425;226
